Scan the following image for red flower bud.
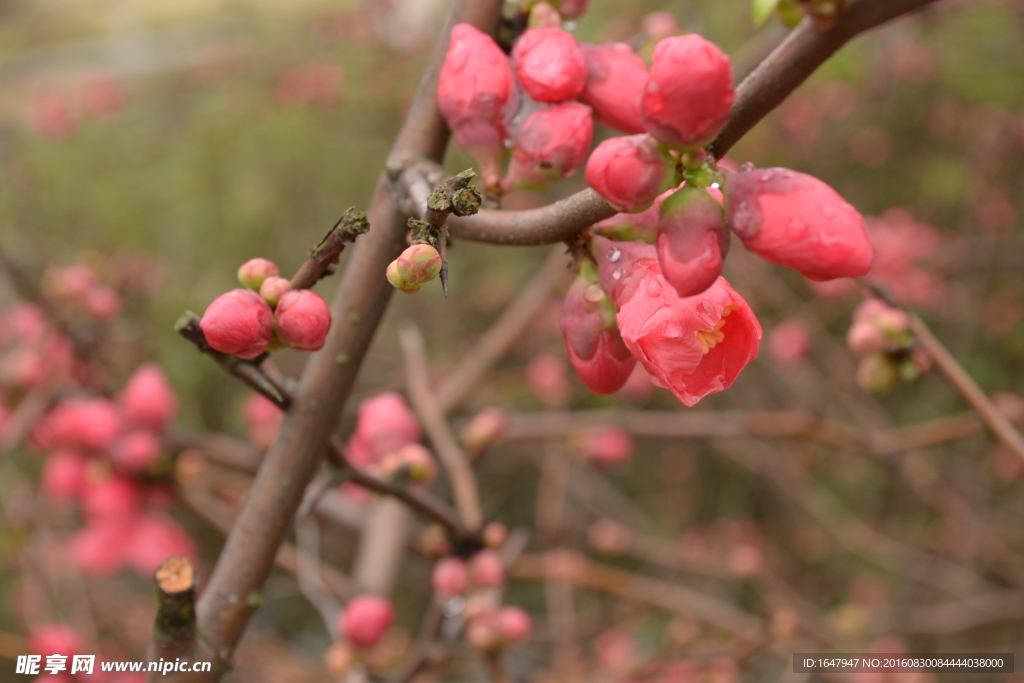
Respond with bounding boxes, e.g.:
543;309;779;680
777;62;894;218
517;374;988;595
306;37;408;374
274;289;332;351
82;476;143;522
560;261;635;394
111;430;161;472
580;43;647;134
119;363;178;433
432;557;469;598
200;289;274;359
503;102;593;191
438;24;517;190
124;514;197;576
571;426;635;467
84;285;121;320
468;549;506;588
340;595;395;649
767;319;811;364
34;398;123;452
586;134;673;212
69;521;128;575
237;258;280;290
244;393;284;451
393;244;442;291
592;236;760;407
655;185;729;298
347;392;421;467
512;27;586;103
459;407;507;454
554;0;589;19
377;443;437;484
259;276;292;307
498;606;532;645
641;35;734;150
723;167;874;281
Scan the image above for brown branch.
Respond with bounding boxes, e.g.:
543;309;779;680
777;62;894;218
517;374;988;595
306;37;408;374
289;208;370;291
400;325;483;531
184;3;506;668
511;553;767;643
435;246;570;412
443;0;941;246
147;557;198;679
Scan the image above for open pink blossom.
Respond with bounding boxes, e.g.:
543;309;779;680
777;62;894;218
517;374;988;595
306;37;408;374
579;43;647;134
723;167;874;281
593;236;761;407
560;261;635;395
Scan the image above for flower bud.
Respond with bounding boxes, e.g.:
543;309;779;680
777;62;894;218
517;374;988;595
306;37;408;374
69;522;126;575
503;102;593;192
110;430;161;472
387;260;419;293
82;476;142;522
396;244;443;288
119;363;178;433
571;426;635;467
41;450;88;500
340;595;395;649
586;134;674;212
641;35;734;150
723;167;874;281
438;24;517;191
200;288;275;359
124;514;197;576
324;641;357;678
465;612;503;652
348;392;421;466
553;0;588;19
84;285;121;320
498;606;532;645
244;393;284;450
378;443;437;484
767;320;811;364
274;289;332;351
34;398;123;452
587;519;633;555
655;184;729;298
237;258;280;290
512;27;586;103
855;353;900;393
469;549;506;588
483;522;508;549
432;557;469;598
459;407;508;455
259;276;292;307
527;2;561;27
30;624;82;657
526;353;572;407
560;261;635;395
579;43;647;134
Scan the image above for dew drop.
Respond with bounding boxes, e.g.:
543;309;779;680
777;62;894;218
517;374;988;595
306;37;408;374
710;182;720;189
759;170;775;183
584;284;605;303
612;268;623;281
607;247;622;263
646;279;662;297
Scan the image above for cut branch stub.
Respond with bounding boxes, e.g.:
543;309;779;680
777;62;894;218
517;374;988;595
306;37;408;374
148;556;200;673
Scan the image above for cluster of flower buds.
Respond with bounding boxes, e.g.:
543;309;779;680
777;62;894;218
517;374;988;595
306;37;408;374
24;72;125;140
342;392;437;493
846;299;930;393
200;257;331;358
29;362;196;576
43;262;122;321
430;543;533;653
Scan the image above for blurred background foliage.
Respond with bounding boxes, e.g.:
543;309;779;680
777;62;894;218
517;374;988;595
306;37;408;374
1;0;1023;679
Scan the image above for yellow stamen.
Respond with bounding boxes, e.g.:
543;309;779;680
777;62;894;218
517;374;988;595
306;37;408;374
694;305;737;354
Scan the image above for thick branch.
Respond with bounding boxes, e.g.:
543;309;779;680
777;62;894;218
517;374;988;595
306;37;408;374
446;0;941;246
185;2;505;672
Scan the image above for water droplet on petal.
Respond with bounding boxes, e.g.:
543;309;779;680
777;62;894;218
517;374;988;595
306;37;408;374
759;170;775;182
612;268;623;281
607;247;621;263
710;182;720;189
584;284;605;303
646;279;662;297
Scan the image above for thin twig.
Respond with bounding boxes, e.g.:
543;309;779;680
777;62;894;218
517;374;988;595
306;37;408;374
289;208;370;291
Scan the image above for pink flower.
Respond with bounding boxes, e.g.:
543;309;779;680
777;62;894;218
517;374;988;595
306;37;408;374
498;606;532;644
119;363;178;433
81;476;143;522
723;167;874;281
244;393;284;450
573;426;635;467
69;521;129;575
274;289;332;351
431;557;469;598
655;185;729;298
593;236;761;407
767;320;811;364
30;624;83;657
33;398;123;452
346;392;420;467
340;595;395;648
41;450;88;500
641;35;734;150
526;353;572;407
560;262;635;395
438;24;517;191
124;514;197;576
866;208;944;307
84;285;122;320
110;430;161;472
503;102;593;191
579;43;647;134
77;72;125;121
512;27;586;103
200;289;275;359
468;549;505;588
586;134;673;212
